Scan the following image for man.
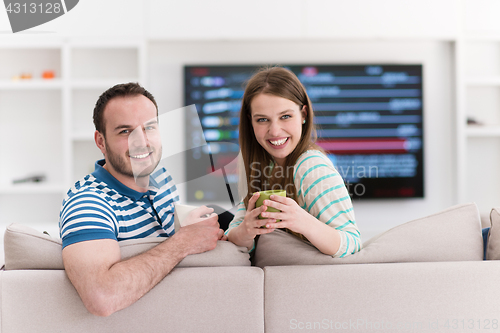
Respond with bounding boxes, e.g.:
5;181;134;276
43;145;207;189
59;83;226;317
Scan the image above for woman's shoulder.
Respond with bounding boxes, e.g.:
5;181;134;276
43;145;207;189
295;149;333;168
292;150;337;181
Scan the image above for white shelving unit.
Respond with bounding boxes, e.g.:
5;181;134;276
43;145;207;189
0;38;146;232
456;30;500;213
65;39;147;183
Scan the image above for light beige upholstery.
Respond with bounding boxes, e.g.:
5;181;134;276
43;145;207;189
0;270;3;329
1;267;264;333
263;262;500;333
254;203;484;267
3;223;250;270
1;202;498;333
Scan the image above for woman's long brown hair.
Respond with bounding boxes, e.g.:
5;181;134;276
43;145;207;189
239;66;323;208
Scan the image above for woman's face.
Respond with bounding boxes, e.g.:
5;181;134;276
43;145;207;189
250;93;306;166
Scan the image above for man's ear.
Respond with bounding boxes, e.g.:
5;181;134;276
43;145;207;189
94;131;106;155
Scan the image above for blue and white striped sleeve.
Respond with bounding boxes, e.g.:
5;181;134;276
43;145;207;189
294;152;362;258
59;190;118;248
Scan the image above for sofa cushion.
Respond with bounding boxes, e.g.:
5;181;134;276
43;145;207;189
486;207;500;260
4;223;250;270
254;202;484;267
263;262;500;333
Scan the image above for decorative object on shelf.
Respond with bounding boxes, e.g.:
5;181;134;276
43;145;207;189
12;174;46;184
467;117;483;125
10;71;56;81
20;73;33;80
42;70;55;79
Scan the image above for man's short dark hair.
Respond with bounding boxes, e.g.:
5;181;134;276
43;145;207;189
93;82;158;136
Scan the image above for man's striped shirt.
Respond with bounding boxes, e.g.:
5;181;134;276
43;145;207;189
59;160;179;248
226;150;361;257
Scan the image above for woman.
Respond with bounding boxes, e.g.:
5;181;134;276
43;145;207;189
226;67;361;257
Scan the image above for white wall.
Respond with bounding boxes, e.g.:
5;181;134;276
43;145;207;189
146;0;459;40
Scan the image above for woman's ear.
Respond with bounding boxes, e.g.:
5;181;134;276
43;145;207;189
301;105;308;122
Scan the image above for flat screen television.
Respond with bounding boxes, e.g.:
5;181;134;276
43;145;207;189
183;64;424;205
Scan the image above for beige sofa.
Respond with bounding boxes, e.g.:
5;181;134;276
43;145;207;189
1;202;499;333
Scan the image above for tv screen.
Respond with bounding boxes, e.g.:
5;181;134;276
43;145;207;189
184;64;423;204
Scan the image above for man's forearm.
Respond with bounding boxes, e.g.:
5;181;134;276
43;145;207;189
103;236;189;313
63;216;221;316
68;236;188;317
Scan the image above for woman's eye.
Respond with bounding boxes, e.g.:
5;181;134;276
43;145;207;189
281;115;291;119
120;130;130;134
256;118;268;122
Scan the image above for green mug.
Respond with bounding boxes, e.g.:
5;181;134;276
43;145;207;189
255;189;286;220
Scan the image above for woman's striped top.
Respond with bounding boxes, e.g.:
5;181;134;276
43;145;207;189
227;150;361;257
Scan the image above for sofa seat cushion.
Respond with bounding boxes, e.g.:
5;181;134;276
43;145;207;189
486;207;500;260
254;203;484;267
3;223;250;270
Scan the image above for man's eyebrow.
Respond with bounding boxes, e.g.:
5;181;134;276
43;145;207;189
113;124;134;132
144;119;159;126
113;119;158;132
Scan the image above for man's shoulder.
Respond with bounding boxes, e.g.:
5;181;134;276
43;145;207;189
63;174;117;207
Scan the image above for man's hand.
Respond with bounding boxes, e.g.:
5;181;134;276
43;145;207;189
173;210;222;256
180;205;227;241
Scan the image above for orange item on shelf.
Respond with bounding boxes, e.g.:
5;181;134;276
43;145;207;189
42;70;55;79
20;73;32;80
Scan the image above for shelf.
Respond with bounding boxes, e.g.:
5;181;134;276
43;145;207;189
464;35;500;42
466;77;500;86
71;78;141;89
0;79;62;90
0;39;63;49
0;39;145;227
68;39;144;49
466;126;500;137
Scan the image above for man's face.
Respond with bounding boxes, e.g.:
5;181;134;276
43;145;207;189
98;95;162;182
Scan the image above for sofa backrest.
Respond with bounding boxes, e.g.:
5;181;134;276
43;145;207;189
3;223;251;270
254;202;485;267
